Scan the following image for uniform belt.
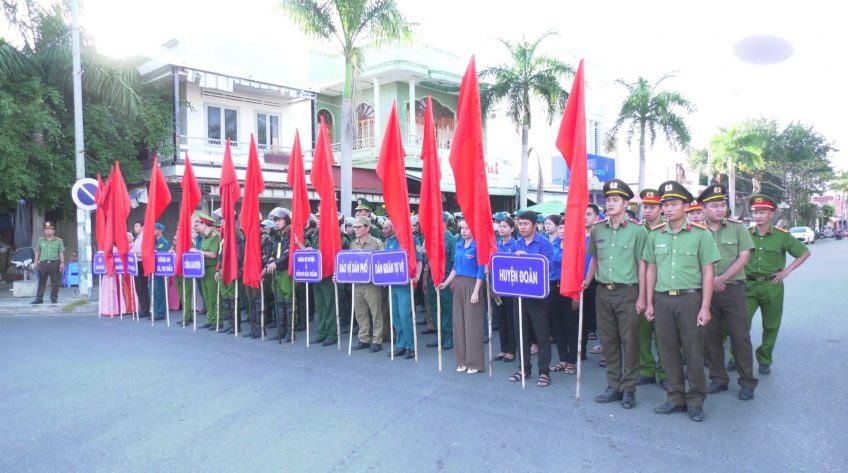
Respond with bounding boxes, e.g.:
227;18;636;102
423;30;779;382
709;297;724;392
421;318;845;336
599;282;636;291
746;275;773;282
657;288;701;296
41;260;58;263
724;280;745;286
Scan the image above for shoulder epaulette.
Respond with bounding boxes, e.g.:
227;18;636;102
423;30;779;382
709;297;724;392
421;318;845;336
774;226;789;233
629;218;641;225
727;218;743;224
594;218;608;225
651;223;665;231
690;222;707;230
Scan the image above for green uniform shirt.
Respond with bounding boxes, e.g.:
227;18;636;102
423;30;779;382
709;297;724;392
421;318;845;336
588;218;647;284
745;224;809;277
155;235;170;252
36;237;65;261
706;218;754;281
350;235;383;251
200;230;220;268
443;229;457;274
642;222;721;292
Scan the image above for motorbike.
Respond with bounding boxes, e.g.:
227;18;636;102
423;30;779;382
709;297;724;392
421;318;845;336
10;247;35;280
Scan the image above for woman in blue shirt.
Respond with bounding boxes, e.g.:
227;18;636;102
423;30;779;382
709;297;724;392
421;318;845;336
549;217;579;374
493;217;517;362
439;221;486;374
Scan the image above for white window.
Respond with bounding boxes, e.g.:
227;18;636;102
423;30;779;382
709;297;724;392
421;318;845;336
207;105;238;146
256;113;280;149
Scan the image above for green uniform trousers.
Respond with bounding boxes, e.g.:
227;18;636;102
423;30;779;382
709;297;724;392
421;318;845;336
638;318;667;380
706;283;758;388
313;277;337;340
176;276;191;322
354;283;383;344
595;284;641;393
427;277;453;344
654;292;706;408
200;269;218;325
746;280;784;366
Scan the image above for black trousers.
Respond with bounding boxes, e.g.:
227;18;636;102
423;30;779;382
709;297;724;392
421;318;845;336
494;296;516;355
36;260;61;301
513;297;551;376
550;282;580;364
134;274;150;315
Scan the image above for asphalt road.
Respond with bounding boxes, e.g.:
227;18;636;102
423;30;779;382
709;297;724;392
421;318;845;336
2;239;846;472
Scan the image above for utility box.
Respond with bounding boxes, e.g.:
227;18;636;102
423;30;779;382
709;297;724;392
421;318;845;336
13;280;37;298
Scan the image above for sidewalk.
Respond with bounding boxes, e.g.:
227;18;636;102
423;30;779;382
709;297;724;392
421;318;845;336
0;282;97;316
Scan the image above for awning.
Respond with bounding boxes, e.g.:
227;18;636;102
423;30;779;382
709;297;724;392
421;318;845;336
405;170;516;196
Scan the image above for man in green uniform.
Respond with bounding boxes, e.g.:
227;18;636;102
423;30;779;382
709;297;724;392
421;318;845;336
425;212;456;349
636;188;668;389
643;180;721;422
152;223;170;320
265;207;293;343
585;179;648;409
195;213;220;329
212;208;246;334
698;185;758;400
306;212;344;347
742;194;810;375
32;221;65;304
354;197;382;239
349;216;384;352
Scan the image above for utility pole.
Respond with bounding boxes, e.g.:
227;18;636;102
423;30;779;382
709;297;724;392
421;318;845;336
71;0;92;298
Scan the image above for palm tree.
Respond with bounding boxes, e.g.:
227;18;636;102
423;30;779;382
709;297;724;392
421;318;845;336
604;73;695;192
708;125;765;214
0;37;33;82
282;0;412;216
479;31;572;209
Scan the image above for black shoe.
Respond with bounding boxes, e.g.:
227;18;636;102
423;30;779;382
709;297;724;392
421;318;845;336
443;343;453;350
416;320;427;325
352;341;371;350
758;364;771;375
738;386;755;401
421;328;437;335
283;335;293;343
588;331;597;340
726;359;737;371
31;299;43;305
199;323;212;330
154;315;166;321
312;337;326;345
687;406;705;422
653;402;687;414
706;381;729;394
139;312;151;319
425;340;439;348
321;338;337;347
404;349;415;359
51;299;58;304
635;375;655;386
295;325;306;332
621;391;636;409
594;387;622;403
658;378;670;391
391;347;406;357
370;343;382;353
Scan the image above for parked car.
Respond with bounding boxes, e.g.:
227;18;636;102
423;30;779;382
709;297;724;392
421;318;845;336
790;226;816;244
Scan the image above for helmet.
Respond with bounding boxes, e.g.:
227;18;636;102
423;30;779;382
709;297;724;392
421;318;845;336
261;219;275;229
268;207;290;220
211;208;223;221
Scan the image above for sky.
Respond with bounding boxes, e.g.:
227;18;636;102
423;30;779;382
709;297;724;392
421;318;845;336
5;0;847;178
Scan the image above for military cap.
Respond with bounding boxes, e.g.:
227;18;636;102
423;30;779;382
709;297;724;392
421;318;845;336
658;180;693;202
493;211;509;222
686;201;703;213
353;216;371;227
261;219;275;229
197;212;216;226
639;188;661;205
443;211;452;223
44;221;56;229
516;210;538;222
697;184;728;203
603;179;634;199
354;198;373;212
154;223;165;231
749;194;777;210
268;207;290;220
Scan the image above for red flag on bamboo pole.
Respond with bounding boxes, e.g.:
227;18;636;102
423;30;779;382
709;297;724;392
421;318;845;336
142;156;173;276
449;56;496;266
309;117;341;278
556;59;588;299
376;102;415;276
175;152;200;277
95;173;108;253
219;139;242;285
418;97;446;285
101;161;131;275
287;130;309;274
240;135;265;288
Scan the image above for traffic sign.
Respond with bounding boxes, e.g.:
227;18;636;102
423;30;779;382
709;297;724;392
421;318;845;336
181;253;205;279
335;251;372;284
371;250;409;286
489;254;550;299
71;178;99;211
292;250;322;283
155;251;176;277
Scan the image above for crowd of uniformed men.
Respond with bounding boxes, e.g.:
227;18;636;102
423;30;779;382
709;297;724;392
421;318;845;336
85;179;809;423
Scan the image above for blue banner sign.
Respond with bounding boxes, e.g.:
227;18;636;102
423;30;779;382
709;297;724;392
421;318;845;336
335;251;372;284
292;250;322;283
112;252;126;275
92;252;106;275
181;252;205;279
155;251;176;277
489;254;550;299
371;250;409;286
126;253;139;276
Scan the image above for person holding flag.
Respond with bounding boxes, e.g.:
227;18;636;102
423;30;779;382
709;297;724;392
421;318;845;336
265;207;293;343
424;212;456;351
195;213;220;329
213;208;245;334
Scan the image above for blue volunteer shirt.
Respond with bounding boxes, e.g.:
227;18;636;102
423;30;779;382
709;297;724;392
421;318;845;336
453;239;486;280
549;236;562;281
511;233;555;267
496;237;515;254
384;234;424;261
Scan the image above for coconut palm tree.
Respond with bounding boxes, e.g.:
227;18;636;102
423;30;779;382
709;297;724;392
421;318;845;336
479;31;572;209
282;0;412;216
708;125;765;213
0;37;33;81
604;73;695;192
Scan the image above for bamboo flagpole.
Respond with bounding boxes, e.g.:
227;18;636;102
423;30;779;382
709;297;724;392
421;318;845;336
164;276;170;327
389;286;395;360
291;281;296;344
347;284;355;355
305;282;310;347
215;277;221;332
98;274;102;318
117;274;123;320
518;297;525;388
486;277;493;380
234;280;239;337
150;275;155;326
410;282;418;362
576;291;585;400
130;277;139;322
192;278;197;331
260;279;265;341
334;280;341;351
436;287;442;371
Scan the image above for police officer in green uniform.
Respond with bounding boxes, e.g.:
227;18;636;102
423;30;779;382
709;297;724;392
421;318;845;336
698;185;758;400
349;216;385;352
586;179;648;409
354;198;382;239
195;213;220;329
741;194;810;375
265;207;293;343
32;221;65;304
643;180;721;422
212;208;245;334
636;188;668;389
425;211;456;349
305;212;344;347
152;223;170;320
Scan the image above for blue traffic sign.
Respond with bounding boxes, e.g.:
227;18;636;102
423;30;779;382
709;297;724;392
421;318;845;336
92;252;106;275
490;254;550;299
292;250;322;283
335;251;372;284
181;253;205;279
155;251;176;277
371;250;409;286
71;178;99;211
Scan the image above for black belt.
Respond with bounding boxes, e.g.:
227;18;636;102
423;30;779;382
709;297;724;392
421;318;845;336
725;280;746;286
41;260;58;263
657;288;701;296
599;282;636;291
747;275;773;282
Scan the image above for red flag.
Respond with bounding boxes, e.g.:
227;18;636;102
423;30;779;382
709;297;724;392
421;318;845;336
95;173;108;253
418;97;446;286
287;130;310;274
309;117;341;277
449;57;496;266
240;135;265;288
556;59;588;299
101;161;131;275
175;152;201;276
142;156;173;276
219;139;242;284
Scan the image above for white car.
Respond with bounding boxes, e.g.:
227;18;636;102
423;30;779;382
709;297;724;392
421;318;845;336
789;226;815;244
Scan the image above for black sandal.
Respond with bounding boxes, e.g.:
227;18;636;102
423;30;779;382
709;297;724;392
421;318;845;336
507;372;525;382
550;362;567;372
536;374;551;387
